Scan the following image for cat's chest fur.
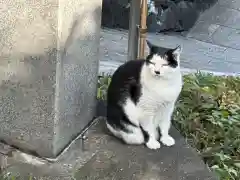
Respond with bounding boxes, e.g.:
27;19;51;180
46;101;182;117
136;72;182;112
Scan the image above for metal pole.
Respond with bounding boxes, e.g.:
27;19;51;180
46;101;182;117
139;0;148;59
127;0;141;61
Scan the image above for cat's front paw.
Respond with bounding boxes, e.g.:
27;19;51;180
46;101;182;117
146;138;161;150
160;135;175;147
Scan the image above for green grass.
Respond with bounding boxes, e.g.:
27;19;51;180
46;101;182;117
98;72;240;180
0;174;33;180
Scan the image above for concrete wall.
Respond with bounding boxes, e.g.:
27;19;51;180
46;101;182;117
0;0;102;158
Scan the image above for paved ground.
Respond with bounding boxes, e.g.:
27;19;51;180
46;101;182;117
0;102;218;180
187;0;240;49
99;0;240;75
75;118;217;180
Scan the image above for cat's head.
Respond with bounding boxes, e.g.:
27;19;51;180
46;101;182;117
145;40;182;77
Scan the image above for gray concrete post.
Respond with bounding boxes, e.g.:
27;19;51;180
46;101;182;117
0;0;102;158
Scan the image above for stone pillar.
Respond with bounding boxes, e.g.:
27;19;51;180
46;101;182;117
0;0;102;158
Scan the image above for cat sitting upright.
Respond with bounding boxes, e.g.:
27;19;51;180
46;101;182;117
106;40;183;150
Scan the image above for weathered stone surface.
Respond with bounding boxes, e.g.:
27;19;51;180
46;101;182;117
0;114;217;179
99;29;240;74
187;21;220;43
211;26;240;49
187;0;240;51
0;0;102;158
0;118;102;179
218;0;240;11
197;4;240;29
188;21;240;51
75;116;217;180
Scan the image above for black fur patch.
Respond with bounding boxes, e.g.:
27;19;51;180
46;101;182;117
107;60;145;131
165;49;178;68
140;125;150;142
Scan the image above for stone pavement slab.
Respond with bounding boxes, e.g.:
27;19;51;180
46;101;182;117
186;21;220;43
0;101;218;180
187;0;240;50
187;22;240;50
196;4;240;29
99;29;240;75
75;117;217;180
99;29;128;64
218;0;240;11
211;26;240;49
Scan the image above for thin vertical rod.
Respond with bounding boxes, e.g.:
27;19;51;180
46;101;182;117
127;0;141;61
139;0;148;59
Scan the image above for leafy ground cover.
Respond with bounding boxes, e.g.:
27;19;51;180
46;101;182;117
98;72;240;180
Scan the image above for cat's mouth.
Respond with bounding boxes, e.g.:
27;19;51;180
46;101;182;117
154;74;161;78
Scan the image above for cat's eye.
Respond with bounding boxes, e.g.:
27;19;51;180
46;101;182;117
162;64;168;67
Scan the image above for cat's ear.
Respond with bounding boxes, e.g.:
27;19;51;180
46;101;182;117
172;45;182;57
146;40;158;54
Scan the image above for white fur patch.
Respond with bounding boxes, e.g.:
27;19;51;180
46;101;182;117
123;98;141;126
136;60;182;148
106;122;144;145
160;135;175;146
146;138;161;149
139;63;182;109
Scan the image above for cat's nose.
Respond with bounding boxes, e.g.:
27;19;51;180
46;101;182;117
154;71;160;75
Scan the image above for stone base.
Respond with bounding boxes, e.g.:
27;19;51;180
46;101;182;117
0;114;217;180
0;0;102;158
0;118;102;179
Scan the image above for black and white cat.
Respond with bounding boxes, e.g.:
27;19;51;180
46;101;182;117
106;40;183;150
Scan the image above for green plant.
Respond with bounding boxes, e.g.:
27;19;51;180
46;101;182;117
97;74;111;100
0;173;34;180
173;73;240;180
